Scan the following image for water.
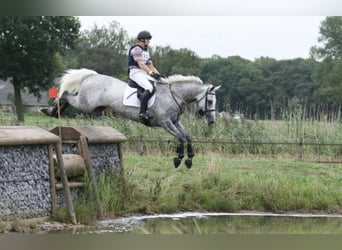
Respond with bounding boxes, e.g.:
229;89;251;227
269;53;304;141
71;212;342;234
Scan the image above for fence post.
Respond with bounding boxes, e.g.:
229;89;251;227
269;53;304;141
297;138;304;160
166;139;171;156
139;134;144;155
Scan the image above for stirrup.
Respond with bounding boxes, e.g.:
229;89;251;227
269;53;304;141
139;112;153;120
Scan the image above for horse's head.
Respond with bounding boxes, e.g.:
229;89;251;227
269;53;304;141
197;85;221;125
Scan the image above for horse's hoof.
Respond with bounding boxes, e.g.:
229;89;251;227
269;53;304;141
40;108;50;116
40;108;58;118
173;157;181;168
185;158;192;169
140;119;151;126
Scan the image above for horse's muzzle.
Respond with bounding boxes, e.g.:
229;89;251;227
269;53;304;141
208;120;215;125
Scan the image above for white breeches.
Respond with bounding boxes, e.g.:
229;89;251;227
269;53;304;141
129;68;154;93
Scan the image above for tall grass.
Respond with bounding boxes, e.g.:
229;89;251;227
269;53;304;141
62;154;342;224
1;111;341;159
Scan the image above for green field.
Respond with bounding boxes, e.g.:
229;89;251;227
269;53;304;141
64;153;342;224
1;112;341;223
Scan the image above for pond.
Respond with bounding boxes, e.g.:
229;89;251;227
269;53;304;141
57;212;342;234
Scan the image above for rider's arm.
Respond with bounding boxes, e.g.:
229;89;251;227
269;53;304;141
137;61;160;75
146;62;160;74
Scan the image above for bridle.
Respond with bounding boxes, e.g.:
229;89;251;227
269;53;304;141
197;88;216;117
168;84;216;117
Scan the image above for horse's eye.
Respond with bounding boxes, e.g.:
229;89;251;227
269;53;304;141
198;110;205;116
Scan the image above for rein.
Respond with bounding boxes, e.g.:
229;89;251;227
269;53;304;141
168;84;184;113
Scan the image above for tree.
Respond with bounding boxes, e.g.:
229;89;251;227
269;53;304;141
201;56;264;116
256;58;317;119
310;16;342;107
0;16;80;121
310;16;342;60
74;21;129;79
151;46;201;76
312;58;342;105
200;55;317;119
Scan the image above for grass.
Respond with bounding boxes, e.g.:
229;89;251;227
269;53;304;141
0;218;40;233
2;111;341;160
63;153;342;224
1;111;341;223
121;154;342;214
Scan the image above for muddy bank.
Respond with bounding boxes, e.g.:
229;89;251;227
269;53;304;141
0;217;85;234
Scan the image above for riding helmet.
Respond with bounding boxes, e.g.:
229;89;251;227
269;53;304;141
137;30;152;40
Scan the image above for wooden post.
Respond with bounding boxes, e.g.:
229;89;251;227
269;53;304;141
139;134;144;155
48;144;57;215
166;139;171;157
54;142;77;224
79;136;103;218
117;143;126;210
298;138;304;161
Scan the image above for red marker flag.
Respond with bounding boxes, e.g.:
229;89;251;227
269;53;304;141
49;88;58;99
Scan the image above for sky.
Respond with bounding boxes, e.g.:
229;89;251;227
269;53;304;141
78;16;326;61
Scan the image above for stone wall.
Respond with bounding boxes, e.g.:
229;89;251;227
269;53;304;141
0;145;51;218
0;126;125;219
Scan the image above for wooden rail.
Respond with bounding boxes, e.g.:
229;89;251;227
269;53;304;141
125;137;342;163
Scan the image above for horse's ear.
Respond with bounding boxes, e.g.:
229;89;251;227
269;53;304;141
210;85;221;92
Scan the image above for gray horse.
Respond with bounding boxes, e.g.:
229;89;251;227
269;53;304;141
41;68;221;168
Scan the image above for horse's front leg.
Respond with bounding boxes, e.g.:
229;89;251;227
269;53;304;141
175;121;195;169
174;143;184;168
184;143;194;169
163;120;186;168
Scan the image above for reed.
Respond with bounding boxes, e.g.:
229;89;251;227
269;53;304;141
1;111;341;159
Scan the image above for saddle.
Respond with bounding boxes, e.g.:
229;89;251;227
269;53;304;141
127;79;156;99
123;79;157;108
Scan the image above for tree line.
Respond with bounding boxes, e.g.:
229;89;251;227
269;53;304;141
0;16;341;121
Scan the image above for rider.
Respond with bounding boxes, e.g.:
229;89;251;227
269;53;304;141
128;30;164;122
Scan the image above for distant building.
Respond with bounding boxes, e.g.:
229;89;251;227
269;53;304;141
0;79;49;112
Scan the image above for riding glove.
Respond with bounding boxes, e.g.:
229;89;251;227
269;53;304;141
149;71;165;80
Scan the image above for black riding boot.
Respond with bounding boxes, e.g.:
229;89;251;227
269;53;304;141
139;90;153;121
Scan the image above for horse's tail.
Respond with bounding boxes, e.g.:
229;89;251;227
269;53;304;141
58;68;98;98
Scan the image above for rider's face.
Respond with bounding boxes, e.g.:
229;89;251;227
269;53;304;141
142;39;151;49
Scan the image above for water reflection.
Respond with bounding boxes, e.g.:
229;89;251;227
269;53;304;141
132;216;342;234
83;212;342;234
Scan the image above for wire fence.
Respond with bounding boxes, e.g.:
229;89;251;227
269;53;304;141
123;137;342;163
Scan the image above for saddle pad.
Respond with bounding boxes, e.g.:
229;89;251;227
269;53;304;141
123;85;156;108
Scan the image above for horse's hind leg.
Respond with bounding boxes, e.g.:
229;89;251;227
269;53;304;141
40;99;69;118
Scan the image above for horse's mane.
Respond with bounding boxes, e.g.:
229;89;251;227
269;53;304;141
162;75;203;85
